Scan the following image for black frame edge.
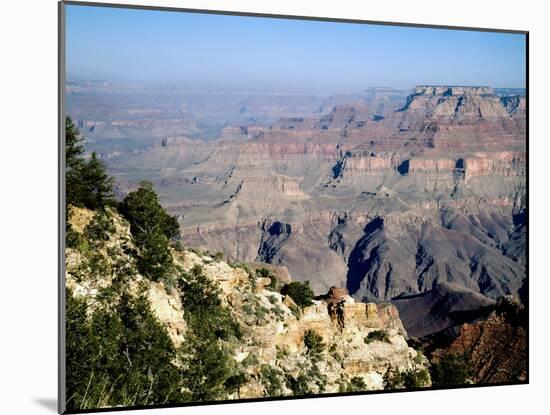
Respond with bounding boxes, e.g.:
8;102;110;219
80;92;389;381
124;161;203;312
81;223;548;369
58;1;67;414
62;0;528;35
525;30;530;385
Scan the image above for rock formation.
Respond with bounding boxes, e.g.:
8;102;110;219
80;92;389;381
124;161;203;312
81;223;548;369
66;207;427;398
104;85;526;338
419;295;527;384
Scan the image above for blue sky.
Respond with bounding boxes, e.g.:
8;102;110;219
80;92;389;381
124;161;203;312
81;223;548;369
66;4;526;92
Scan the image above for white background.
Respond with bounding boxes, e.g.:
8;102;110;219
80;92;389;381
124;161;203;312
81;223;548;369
0;0;547;413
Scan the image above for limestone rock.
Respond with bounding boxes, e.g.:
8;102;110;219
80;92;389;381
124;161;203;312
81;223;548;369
66;207;427;399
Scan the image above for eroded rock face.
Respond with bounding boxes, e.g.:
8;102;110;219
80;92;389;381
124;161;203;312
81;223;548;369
107;85;526;338
429;295;527;384
66;208;425;397
172;250;424;396
65;207;188;346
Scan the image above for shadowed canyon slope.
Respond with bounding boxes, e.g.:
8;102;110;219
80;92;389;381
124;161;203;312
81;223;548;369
106;86;527;336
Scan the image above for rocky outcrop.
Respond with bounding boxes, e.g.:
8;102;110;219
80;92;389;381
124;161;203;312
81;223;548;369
427;295;527;384
397;86;517;133
65;207;187;345
413;86;495;96
501;95;526;117
66;207;426;398
175;250;423;396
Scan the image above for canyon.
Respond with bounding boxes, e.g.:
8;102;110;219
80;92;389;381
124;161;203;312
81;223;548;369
70;84;527;339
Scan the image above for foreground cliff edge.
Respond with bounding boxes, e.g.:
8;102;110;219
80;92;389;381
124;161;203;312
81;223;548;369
65;205;431;410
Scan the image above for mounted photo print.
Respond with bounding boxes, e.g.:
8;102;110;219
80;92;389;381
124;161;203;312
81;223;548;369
58;1;528;413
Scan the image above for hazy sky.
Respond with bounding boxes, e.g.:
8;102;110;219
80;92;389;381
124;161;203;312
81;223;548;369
66;4;526;92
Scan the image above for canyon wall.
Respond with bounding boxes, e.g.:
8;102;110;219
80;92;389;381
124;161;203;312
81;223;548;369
108;85;527;337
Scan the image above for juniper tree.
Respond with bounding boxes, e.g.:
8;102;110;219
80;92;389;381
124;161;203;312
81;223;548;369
119;181;179;282
65;116;114;210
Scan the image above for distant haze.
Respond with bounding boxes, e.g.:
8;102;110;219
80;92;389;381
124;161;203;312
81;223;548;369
66;4;526;93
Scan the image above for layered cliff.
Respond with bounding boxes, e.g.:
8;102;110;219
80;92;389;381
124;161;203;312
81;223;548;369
66;206;428;402
106;85;526;339
417;295;527;385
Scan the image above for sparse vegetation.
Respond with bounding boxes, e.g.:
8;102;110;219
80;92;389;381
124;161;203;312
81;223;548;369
270;304;286;321
223;371;247;398
176;264;244;401
231;261;253;275
414;348;425;365
171;240;184;252
242;352;260;367
281;281;314;308
304;330;325;357
179;265;241;342
255;267;278;291
345;376;367;392
286;374;310;396
119;181;179;283
364;329;391;344
83;210;115;244
430;353;472;387
65;289;183;410
260;365;284;397
276;345;289;360
384;367;431;389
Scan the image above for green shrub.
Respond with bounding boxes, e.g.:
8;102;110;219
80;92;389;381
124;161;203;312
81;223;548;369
178;334;233;401
223;372;247;398
256;268;279;291
256;268;270;279
65;290;183;410
276;346;288;360
286;374;311;396
430;353;472;387
119;181;179;240
402;368;430;388
119;182;179;282
171;240;184;252
83;211;115;244
66;226;82;249
346;376;367;392
137;231;174;283
255;305;270;322
304;330;325;356
414;348;425;365
176;265;244;401
179;266;242;342
271;305;285;321
213;251;224;261
307;363;328;393
281;281;314;308
364;330;391;344
242;353;260;367
384;367;430;390
288;302;301;320
242;303;254;315
260;365;284;397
